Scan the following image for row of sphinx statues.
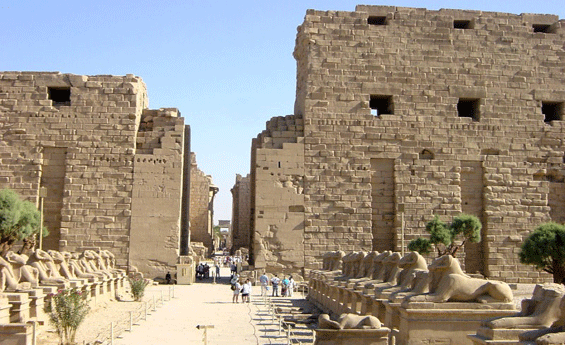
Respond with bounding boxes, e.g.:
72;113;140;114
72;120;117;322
0;248;125;293
309;250;565;345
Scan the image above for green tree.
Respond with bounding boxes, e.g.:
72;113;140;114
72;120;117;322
519;222;565;284
0;188;46;255
407;214;482;257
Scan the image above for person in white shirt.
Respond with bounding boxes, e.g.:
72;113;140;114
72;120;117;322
271;275;281;297
288;276;295;297
259;272;269;296
241;279;252;303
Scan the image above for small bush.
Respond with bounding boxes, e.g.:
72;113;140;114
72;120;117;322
44;288;90;345
128;277;150;301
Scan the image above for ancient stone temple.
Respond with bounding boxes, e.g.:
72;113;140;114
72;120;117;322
0;72;191;279
247;5;565;282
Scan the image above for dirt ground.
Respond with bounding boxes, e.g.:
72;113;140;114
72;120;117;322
34;271;538;345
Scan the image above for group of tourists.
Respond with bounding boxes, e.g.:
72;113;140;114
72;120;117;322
195;263;210;280
230;274;252;303
259;273;295;297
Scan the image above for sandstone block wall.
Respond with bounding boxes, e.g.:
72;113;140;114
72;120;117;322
129;108;188;276
249;6;565;283
0;72;189;278
250;115;305;274
189;153;214;251
230;174;251;252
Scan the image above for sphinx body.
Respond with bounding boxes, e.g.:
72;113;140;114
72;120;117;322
407;255;513;303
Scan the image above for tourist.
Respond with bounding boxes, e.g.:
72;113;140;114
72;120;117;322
241;279;252;303
165;271;171;284
232;279;242;303
259;272;269;296
230;273;239;286
230;262;237;276
215;263;220;278
271;274;280;297
282;276;290;296
288;276;295;297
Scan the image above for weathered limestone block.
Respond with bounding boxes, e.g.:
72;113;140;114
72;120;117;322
0;323;33;345
398;301;516;345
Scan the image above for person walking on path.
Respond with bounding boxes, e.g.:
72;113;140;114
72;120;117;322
271;274;280;297
232;279;242;303
241;279;252;303
215;263;220;279
288;275;295;297
259;272;269;296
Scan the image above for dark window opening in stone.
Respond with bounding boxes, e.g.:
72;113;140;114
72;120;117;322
453;20;472;29
368;16;387;25
533;24;552;33
457;98;480;121
48;87;71;106
419;149;434;160
543;102;563;123
370;95;393;116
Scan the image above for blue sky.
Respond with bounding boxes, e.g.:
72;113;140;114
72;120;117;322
1;1;564;222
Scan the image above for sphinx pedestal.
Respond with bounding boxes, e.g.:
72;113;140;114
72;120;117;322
468;326;543;344
0;323;32;345
314;328;391;345
398;301;516;345
5;293;31;323
0;296;10;323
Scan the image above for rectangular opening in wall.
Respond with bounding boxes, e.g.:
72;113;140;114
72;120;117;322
370;95;393;116
533;24;553;33
368;16;387;25
543;102;563;123
48;87;71;107
453;20;472;29
457;98;480;121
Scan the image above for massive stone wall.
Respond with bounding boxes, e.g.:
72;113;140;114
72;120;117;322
0;72;190;278
250;115;305;274
230;174;251;252
189;153;215;251
249;6;565;283
129;108;188;276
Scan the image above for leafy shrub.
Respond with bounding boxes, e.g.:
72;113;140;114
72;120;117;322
0;188;47;255
408;214;482;257
128;277;150;301
519;222;565;284
44;289;90;345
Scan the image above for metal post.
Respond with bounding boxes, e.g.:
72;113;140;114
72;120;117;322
38;187;47;250
278;316;282;335
129;311;133;331
401;212;405;256
152;295;156;311
197;325;214;345
110;322;114;345
161;290;163;305
144;302;147;319
172;284;175;298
